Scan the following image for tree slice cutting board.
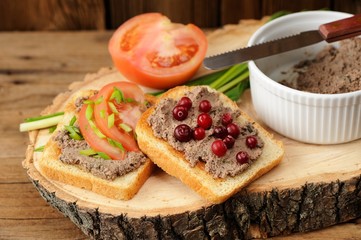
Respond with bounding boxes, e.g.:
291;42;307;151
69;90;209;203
23;18;361;239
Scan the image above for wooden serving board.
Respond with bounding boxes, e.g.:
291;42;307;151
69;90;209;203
22;18;361;239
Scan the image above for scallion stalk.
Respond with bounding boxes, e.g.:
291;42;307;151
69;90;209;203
20;114;64;132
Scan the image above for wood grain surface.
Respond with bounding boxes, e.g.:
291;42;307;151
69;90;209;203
1;29;361;239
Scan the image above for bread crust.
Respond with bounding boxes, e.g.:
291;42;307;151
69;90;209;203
136;85;284;203
38;90;154;200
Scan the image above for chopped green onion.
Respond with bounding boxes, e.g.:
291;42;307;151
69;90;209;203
108;102;119;114
100;109;106;119
79;148;97;156
86;104;94;120
49;125;57;133
34;145;45;152
94;96;103;104
124;97;135;103
69;116;77;126
108;113;115;128
20;114;64;132
110;87;124;104
108;138;125;152
64;125;83;140
96;152;111;160
119;123;132;133
88;119;106;138
83;99;94;105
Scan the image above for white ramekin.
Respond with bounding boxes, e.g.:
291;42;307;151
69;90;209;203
248;11;361;144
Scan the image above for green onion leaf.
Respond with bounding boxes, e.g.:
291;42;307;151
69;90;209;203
100;109;106;119
96;152;111;160
108;113;115;128
94;96;103;104
86;104;94;120
24;112;64;122
108;138;125;152
110;87;124;104
79;148;97;156
108;102;119;114
88;120;106;138
34;145;45;152
209;63;248;89
64;125;83;140
20;114;64;132
119;123;132;133
83;99;94;105
48;125;57;133
69;116;77;126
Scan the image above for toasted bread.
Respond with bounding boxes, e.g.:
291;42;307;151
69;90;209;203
38;90;154;200
136;86;284;203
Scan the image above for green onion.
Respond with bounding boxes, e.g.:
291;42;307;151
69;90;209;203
108;113;115;128
94;96;103;104
119;123;132;133
209;63;248;89
88;119;106;138
34;145;45;152
100;109;106;119
49;125;57;133
64;125;83;140
217;71;249;93
85;104;94;120
108;138;125;152
96;152;111;160
24;112;64;122
20;114;64;132
110;87;124;103
124;97;135;103
108;102;119;114
79;148;97;156
69;116;77;126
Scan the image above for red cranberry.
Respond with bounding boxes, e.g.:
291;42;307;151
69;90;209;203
223;135;235;149
172;106;188;121
174;124;193;142
227;123;240;138
212;126;228;139
178;96;192;110
197;113;212;129
221;113;233;126
199;100;212;112
236;151;249;164
211;139;227;157
193;127;206;140
246;136;258;149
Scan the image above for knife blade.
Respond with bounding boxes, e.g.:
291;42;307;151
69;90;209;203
203;13;361;70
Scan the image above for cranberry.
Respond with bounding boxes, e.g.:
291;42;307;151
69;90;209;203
246;136;258;149
223;135;235;149
178;96;192;110
199;100;212;112
174;124;193;142
227;123;240;138
236;151;249;164
197;113;212;129
211;139;227;157
193;127;206;140
221;113;233;126
212;126;228;139
172;106;188;121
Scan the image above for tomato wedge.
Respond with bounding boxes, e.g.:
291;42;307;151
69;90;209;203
93;82;144;152
78;96;126;160
109;13;207;89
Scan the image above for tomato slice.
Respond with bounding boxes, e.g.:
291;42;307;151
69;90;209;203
109;13;207;89
78;96;126;160
93;82;145;152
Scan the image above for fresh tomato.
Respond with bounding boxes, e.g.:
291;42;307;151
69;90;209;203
108;13;208;89
78;96;126;160
93;82;144;152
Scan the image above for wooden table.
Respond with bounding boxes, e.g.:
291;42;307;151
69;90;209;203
1;31;361;239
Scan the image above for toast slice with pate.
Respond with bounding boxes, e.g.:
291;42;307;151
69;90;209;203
38;89;154;200
136;85;284;203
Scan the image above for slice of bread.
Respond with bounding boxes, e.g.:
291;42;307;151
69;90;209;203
136;85;284;204
38;90;154;200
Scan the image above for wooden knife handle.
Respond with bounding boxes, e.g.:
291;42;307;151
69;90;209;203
319;13;361;42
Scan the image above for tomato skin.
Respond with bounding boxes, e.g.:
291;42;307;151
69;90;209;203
93;82;144;152
109;13;208;89
78;96;126;160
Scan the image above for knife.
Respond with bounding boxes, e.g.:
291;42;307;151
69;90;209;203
203;13;361;70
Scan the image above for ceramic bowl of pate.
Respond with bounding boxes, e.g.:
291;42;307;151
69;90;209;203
248;11;361;144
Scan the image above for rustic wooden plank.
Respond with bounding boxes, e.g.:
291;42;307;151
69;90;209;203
0;219;86;240
333;0;361;14
221;0;262;25
0;0;105;31
105;0;144;28
193;0;220;28
0;157;29;183
261;0;331;16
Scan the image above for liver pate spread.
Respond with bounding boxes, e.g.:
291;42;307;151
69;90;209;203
148;87;263;178
54;129;146;180
282;38;361;94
